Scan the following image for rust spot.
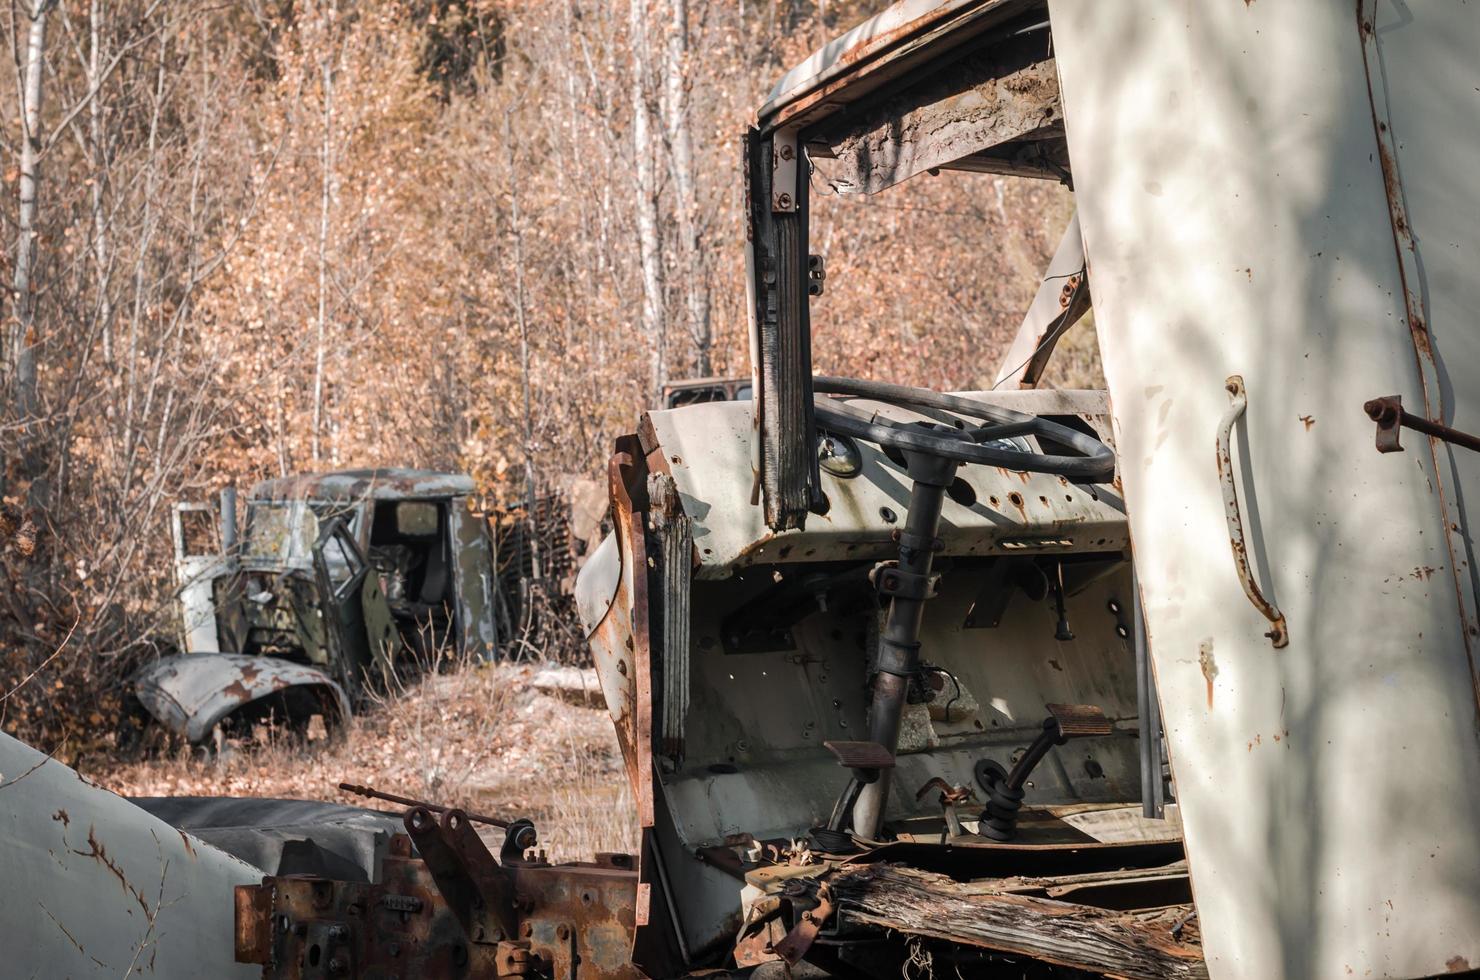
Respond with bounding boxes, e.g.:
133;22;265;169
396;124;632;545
237;662;262;684
1299;415;1315;430
178;828;197;859
1447;956;1472;973
1047;659;1063;672
73;825;151;915
52;808;69;826
1414;566;1436;580
1198;639;1218;709
222;680;252;701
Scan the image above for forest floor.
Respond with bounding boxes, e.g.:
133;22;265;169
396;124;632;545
92;662;636;864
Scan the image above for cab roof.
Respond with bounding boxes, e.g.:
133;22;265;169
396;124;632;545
757;0;1038;132
249;469;474;503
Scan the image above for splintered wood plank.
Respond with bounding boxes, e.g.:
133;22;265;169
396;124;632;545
829;864;1208;980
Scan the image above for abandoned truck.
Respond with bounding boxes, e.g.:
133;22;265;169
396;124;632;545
3;1;1480;979
135;469;503;746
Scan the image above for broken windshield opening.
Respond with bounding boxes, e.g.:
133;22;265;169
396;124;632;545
243;500;359;565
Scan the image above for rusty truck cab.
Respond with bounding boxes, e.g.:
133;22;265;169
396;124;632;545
575;3;1196;975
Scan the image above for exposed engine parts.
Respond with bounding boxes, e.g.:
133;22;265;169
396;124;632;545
235;794;642;980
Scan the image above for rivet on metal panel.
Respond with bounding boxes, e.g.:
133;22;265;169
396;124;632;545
772;128;799;213
1216;375;1289;648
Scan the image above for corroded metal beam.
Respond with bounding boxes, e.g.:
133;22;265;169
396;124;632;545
811;40;1062;195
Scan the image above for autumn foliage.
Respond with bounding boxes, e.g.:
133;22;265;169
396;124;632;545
0;0;1081;751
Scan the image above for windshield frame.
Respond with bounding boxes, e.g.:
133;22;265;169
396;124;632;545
241;498;364;568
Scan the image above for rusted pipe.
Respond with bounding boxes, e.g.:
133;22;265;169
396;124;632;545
339;782;511;829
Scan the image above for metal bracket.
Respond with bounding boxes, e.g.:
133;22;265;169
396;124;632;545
1364;394;1480;456
807;253;826;295
404;806;518;945
1216;376;1289;648
772;127;799;212
773;885;834;965
871;562;936;601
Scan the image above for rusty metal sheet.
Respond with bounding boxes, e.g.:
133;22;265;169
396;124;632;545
238;842;642;980
0;732;261;977
133;653;350;744
1049;2;1480;976
575;443;690;975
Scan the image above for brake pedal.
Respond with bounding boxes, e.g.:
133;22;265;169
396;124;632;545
1046;702;1112;738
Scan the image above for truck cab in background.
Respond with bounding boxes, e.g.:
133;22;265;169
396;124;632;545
140;469;503;747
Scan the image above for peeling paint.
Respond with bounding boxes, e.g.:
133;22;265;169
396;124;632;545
1198;639;1218;709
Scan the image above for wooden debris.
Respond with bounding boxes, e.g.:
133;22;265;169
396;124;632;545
827;863;1208;980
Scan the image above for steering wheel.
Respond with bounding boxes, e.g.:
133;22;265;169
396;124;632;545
812;376;1115;481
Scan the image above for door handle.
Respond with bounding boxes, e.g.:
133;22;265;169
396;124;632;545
1216;375;1289;648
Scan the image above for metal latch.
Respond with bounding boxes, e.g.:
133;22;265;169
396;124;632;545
1364;394;1480;455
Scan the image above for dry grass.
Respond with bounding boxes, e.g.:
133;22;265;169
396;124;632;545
91;661;636;864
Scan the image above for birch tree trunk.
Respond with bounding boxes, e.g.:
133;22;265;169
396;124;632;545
311;1;339;464
661;0;711;376
88;0;112;365
504;106;540;580
629;0;666;401
11;0;55;423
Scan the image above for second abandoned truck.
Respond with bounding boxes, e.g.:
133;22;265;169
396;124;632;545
4;2;1479;979
135;469;503;747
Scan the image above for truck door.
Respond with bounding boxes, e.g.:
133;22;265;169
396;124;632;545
312;517;396;698
448;497;496;661
1048;3;1480;975
171;502;232;653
